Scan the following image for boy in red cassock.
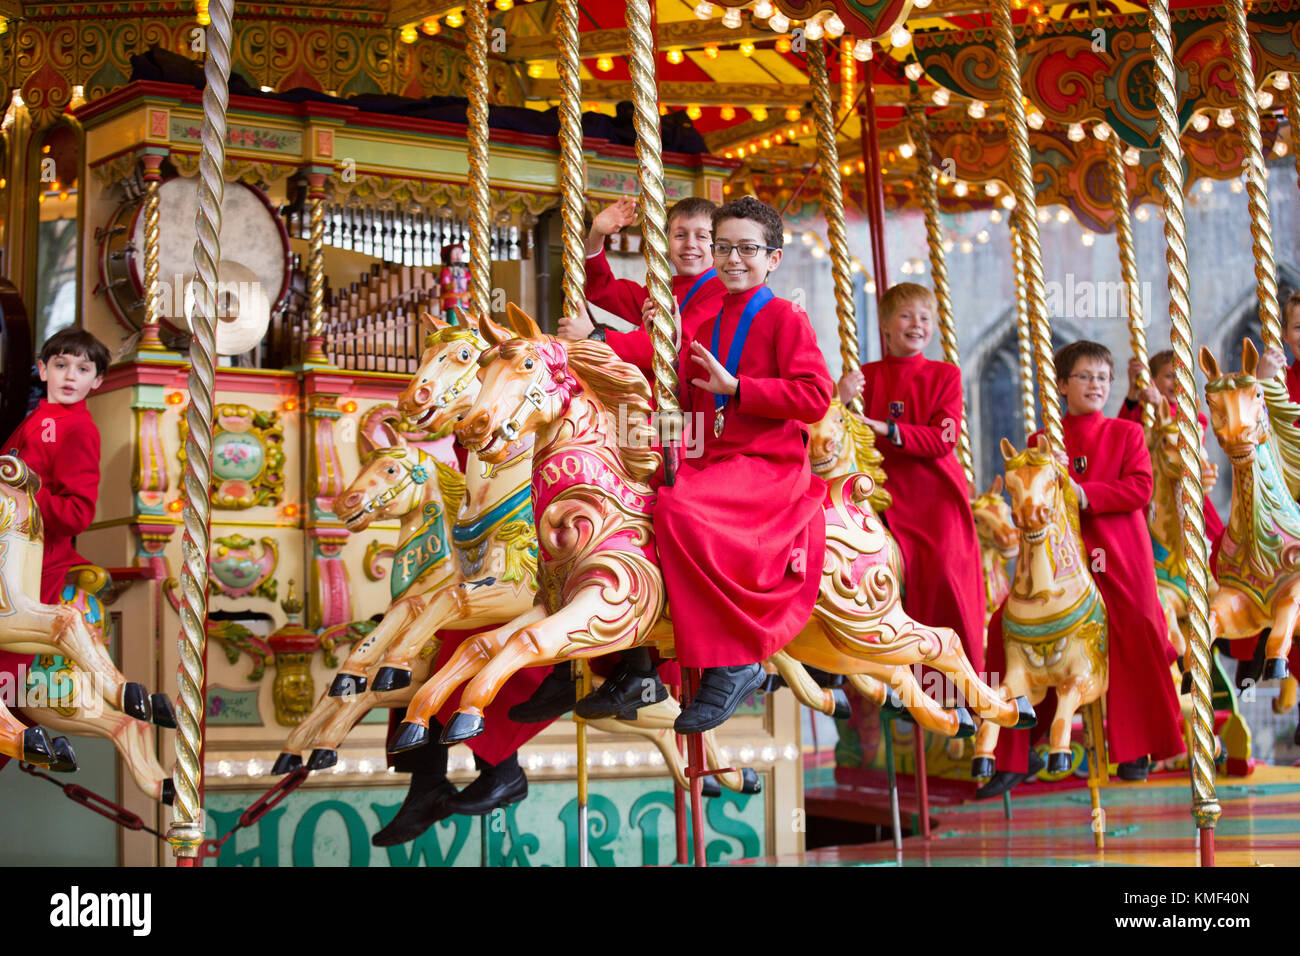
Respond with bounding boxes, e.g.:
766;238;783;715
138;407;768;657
979;341;1185;797
514;196;726;723
655;195;834;733
0;328;109;771
837;283;986;675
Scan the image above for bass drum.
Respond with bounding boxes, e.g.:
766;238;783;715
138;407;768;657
98;177;290;354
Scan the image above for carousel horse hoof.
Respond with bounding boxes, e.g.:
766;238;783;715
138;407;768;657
306;748;337;771
390;721;430;753
150;693;177;729
761;672;787;694
739;767;762;795
970;756;995;781
328;673;366;698
1263;658;1290;681
48;737;78;773
1012;696;1037;730
952;707;976;739
805;666;846;688
372;666;412;693
440;711;486;744
1181;671;1193;695
161;779;176;806
1046;751;1072;775
20;726;56;765
830;687;851;720
121;682;152;722
271;752;303;776
880;687;908;718
701;776;721;798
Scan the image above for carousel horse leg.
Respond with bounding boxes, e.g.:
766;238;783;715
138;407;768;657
439;590;627;744
886;663;973;738
373;587;483;691
768;651;851;720
0;700;72;769
327;596;426;697
1262;590;1299;681
394;605;549;749
972;650;1037;780
276;692;343;773
309;658;430;770
925;625;1034;729
1045;679;1089;776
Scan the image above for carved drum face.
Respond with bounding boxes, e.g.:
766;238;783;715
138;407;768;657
399;334;482;433
272;652;315;726
808;405;850;477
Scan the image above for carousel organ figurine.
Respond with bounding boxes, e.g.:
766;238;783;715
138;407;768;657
439;243;470;323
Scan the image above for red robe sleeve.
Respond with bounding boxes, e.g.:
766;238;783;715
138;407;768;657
893;362;964;458
584;249;648;326
734;302;833;424
1118;399;1142;423
36;416;100;537
1078;422;1152;514
605;327;655;381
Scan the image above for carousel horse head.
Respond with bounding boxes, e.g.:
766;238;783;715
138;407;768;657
0;454;43;542
1146;395;1183;479
807;401;892;512
455;303;658;477
1000;434;1076;544
398;308;511;433
1200;340;1272;465
971;474;1019;560
332;406;428;531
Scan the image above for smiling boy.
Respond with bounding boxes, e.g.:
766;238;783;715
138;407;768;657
654;196;833;733
982;341;1184;794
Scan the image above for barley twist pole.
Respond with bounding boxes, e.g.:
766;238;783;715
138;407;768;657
138;153;165;351
1104;132;1151;428
304;171;329;364
466;0;492;319
1010;223;1037;442
168;0;234;865
1151;0;1220;866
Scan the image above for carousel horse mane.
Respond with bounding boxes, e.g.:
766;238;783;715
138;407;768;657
840;403;892;511
0;453;43;540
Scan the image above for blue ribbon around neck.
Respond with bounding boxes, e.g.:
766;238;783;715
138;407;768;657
709;285;774;416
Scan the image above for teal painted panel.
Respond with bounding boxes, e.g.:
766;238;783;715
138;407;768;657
203;776;765;867
0;736;119;866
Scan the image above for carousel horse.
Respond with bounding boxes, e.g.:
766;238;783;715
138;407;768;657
0;697;73;770
1195;341;1300;684
275;314;758;793
972;436;1109;778
389;305;1034;752
0;454;169;728
971;476;1019;627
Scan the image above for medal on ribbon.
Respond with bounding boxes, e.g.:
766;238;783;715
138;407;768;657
709;286;774;440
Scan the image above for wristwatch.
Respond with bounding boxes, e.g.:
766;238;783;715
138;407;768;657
587;326;607;343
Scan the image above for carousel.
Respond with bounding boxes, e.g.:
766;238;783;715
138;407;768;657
0;0;1297;869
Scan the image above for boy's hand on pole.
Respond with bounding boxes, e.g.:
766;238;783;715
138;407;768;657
1256;345;1286;382
558;300;596;341
836;369;864;404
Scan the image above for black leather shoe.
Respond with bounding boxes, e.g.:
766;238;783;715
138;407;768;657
443;766;528;816
574;663;667;720
673;664;767;735
507;664;577;723
372;775;457;846
974;749;1045;799
1117;756;1151;782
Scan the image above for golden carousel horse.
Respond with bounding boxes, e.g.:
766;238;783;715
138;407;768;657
389;305;1034;753
275;312;758;793
972;436;1108;779
0;454;174;790
972;476;1019;628
1196;341;1300;683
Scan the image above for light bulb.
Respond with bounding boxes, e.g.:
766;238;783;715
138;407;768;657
990;208;1003;223
1258;90;1274;110
1124;146;1141;165
984;181;1000;196
740;40;755;57
1191;112;1210;132
528;62;544;78
775;37;792;52
853;40;874;62
1026;109;1044;129
865;279;877;294
722;8;742;28
960;240;973;254
421;17;440;35
753;0;774;18
667;48;684;65
1135;206;1150;222
890;25;911;48
915;0;933;7
1037;207;1052;223
901;260;914;275
687;105;702;120
751;106;768;121
720;105;736;121
1230;178;1244;193
705;44;719;59
953;181;969;197
1000;194;1016;209
825;14;845;38
1081;232;1095;247
769;13;789;33
851;258;863;273
1056;208;1070;223
1217;108;1235;128
976;229;990;244
942;238;955;252
801;231;815;246
1068;122;1085;141
1093;122;1111;140
905;61;924;81
785;107;800;121
694;2;714;19
446;10;464;28
899;142;915;158
495;0;513;9
811;245;826;259
1199;179;1214;194
1274;73;1291;91
968;100;986;119
805;21;824;41
1275;138;1290;157
931;87;949;106
597;56;614;72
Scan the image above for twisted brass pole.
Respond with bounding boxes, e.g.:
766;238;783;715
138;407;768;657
1227;0;1281;355
992;0;1059;449
810;39;862;414
1285;76;1300;190
626;0;679;435
909;93;975;491
1105;132;1151;429
1151;0;1220;863
304;172;328;364
466;0;492;319
557;0;585;317
1010;223;1037;442
169;0;234;864
138;154;165;351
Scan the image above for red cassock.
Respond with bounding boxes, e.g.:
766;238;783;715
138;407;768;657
584;249;726;379
856;354;985;672
986;411;1186;770
654;287;833;668
0;399;101;771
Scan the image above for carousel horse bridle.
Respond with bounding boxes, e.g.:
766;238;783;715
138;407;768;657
482;338;583;445
425;324;493;412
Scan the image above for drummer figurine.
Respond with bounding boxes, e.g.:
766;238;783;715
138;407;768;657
439;243;470;323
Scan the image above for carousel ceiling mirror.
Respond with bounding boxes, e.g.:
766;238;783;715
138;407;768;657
32;122;81;351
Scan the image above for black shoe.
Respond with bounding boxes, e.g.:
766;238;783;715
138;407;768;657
372;775;457;847
1117;756;1151;782
574;663;667;720
973;749;1045;800
443;766;528;816
673;664;767;735
507;664;577;723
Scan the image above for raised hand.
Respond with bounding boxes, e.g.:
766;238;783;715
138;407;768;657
593;198;638;237
689;341;737;396
1256;345;1287;383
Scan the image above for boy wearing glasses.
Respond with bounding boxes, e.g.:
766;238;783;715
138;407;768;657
980;341;1184;796
836;282;986;674
657;196;833;733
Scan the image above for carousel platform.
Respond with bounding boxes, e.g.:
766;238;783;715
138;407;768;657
735;764;1300;867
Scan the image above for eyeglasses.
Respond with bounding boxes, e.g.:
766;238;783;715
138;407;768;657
1068;373;1112;385
711;242;777;259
